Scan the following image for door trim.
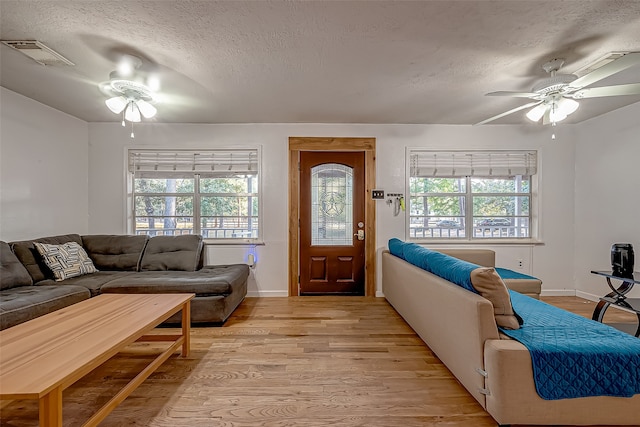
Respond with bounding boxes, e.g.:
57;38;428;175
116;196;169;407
288;137;376;297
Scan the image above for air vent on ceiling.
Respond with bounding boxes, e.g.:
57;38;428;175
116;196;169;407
1;40;74;66
573;52;631;77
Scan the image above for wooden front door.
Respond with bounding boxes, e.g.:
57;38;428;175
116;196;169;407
299;151;366;295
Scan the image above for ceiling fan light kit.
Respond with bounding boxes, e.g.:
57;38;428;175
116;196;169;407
105;96;128;115
475;52;640;127
525;104;546;122
125;101;142;123
101;55;159;138
526;97;579;123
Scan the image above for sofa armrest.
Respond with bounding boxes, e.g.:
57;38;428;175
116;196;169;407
484;339;640;425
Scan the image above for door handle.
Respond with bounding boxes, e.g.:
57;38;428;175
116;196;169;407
354;230;365;241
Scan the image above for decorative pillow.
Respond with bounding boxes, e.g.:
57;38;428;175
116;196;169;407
33;242;98;281
470;267;523;330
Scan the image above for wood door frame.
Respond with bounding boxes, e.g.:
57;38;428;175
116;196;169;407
288;137;376;297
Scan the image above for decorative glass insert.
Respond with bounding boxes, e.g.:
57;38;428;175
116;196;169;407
311;163;353;246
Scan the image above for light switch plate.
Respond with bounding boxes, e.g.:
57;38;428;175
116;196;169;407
372;190;385;199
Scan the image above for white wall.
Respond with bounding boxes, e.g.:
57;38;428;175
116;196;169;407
88;122;576;297
5;86;634;299
0;87;89;241
575;102;640;299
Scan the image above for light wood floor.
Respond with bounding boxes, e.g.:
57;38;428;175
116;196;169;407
0;296;637;427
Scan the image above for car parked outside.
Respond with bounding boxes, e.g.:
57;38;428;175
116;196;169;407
476;218;511;227
435;219;462;228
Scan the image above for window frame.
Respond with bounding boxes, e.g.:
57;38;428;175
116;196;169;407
127;148;262;244
406;149;539;243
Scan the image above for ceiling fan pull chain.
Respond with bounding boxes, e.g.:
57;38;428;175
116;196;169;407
130;120;135;139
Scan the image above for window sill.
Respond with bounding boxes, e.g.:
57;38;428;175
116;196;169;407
204;239;265;246
408;238;544;246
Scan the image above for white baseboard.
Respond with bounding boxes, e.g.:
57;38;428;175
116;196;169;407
540;289;576;297
249;289;598;299
575;290;600;302
246;290;289;297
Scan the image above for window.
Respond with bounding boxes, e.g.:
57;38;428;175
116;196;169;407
128;149;260;242
408;150;537;241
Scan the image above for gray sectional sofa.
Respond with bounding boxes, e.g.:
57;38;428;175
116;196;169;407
0;234;249;330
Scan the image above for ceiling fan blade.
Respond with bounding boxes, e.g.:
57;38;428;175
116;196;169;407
474;101;542;125
571;83;640;99
486;91;539;98
569;52;640;90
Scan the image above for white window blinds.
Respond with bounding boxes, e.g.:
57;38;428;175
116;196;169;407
128;149;259;178
409;150;537;177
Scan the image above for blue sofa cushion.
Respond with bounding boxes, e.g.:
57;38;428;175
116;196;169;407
387;238;406;260
402;243;478;292
495;267;539;281
390;240;522;328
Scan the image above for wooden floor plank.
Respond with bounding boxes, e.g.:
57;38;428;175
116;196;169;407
0;296;636;426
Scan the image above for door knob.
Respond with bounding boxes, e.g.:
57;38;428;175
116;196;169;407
354;230;365;240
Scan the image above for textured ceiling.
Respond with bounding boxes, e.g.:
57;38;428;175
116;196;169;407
1;0;640;125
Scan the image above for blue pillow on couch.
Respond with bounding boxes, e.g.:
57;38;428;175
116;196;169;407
401;243;478;292
388;238;407;260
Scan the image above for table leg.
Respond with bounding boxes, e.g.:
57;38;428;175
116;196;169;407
39;387;62;427
181;300;191;357
605;277;634;298
592;300;610;322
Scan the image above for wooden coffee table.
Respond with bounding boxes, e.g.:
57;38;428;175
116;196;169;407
0;293;194;427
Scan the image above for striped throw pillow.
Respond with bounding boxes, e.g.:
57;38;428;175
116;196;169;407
34;242;98;281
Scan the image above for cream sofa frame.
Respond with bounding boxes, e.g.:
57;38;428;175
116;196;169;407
382;250;640;425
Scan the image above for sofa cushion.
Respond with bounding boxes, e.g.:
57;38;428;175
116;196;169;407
81;235;148;271
403;244;478;292
140;235;204;271
470;267;522;330
388;238;406;260
100;265;249;297
0;284;90;330
0;241;33;290
34;242;98;281
47;271;138;297
10;234;83;283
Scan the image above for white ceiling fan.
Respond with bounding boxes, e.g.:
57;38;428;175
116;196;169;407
99;54;159;137
475;52;640;125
